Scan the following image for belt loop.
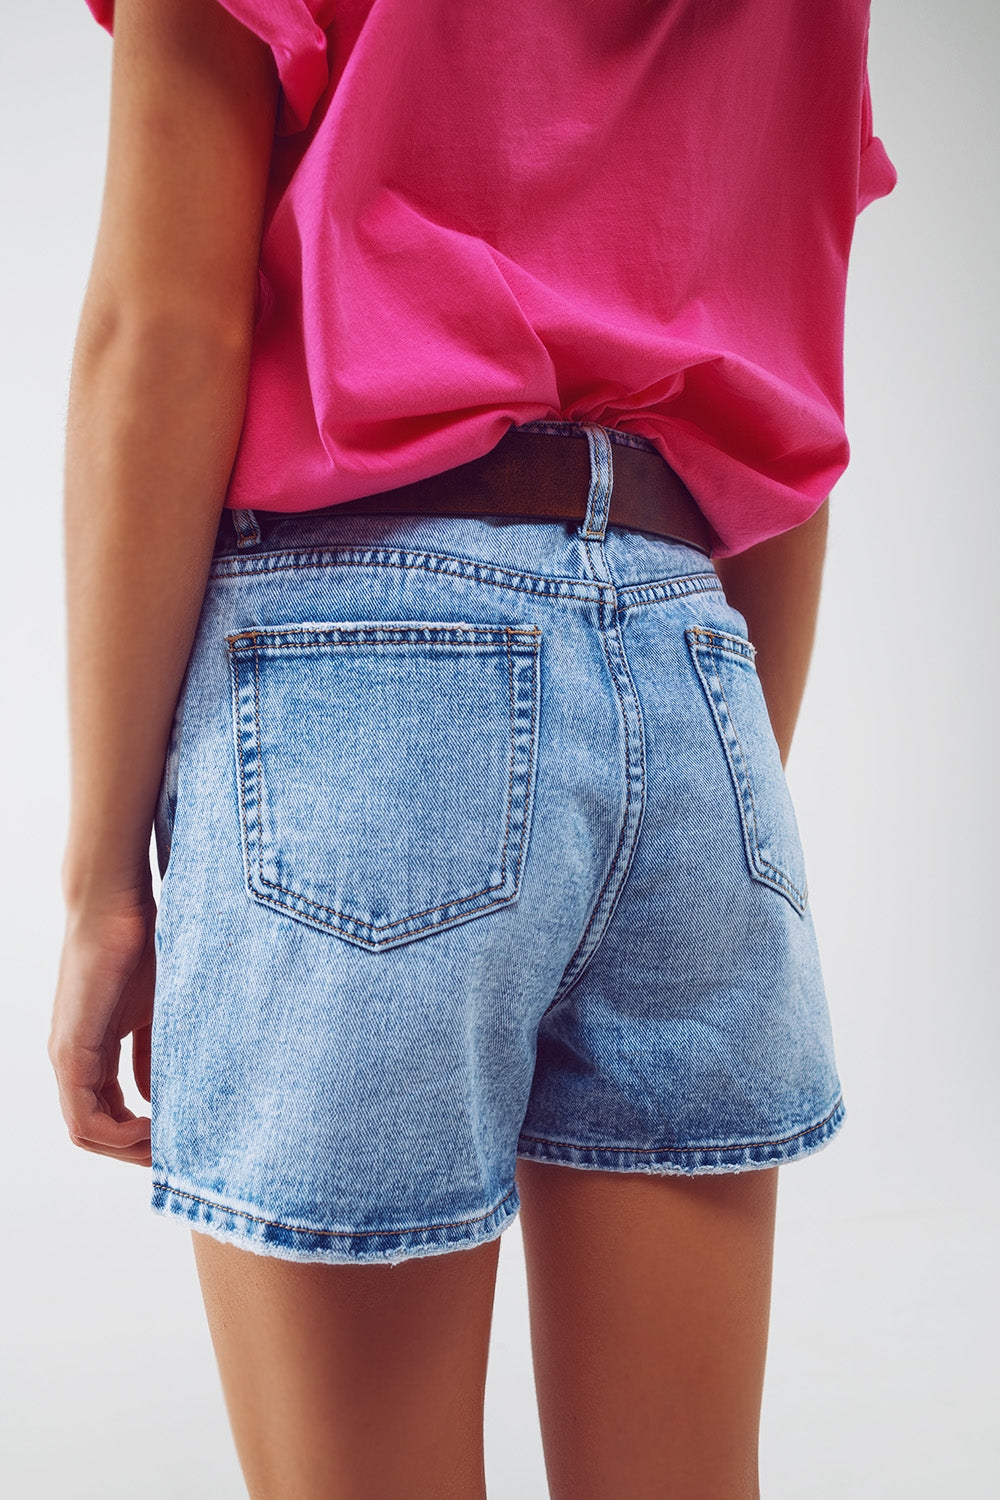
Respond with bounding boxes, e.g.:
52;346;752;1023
578;425;614;542
230;507;262;549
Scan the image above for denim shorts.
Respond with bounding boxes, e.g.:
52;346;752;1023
150;425;844;1265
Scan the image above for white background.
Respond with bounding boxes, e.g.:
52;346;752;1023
2;3;997;1495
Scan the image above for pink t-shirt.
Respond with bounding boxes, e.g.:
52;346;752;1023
85;0;896;556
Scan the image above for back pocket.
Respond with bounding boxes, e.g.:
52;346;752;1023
227;621;542;950
686;626;808;913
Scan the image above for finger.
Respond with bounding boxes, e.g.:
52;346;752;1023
67;1119;150;1151
70;1138;153;1167
63;1091;152;1153
132;1024;152;1103
68;1128;152;1165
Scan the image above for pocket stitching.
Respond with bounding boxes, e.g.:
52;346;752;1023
686;628;808;913
234;634;534;932
253;633;519;924
228;624;541;945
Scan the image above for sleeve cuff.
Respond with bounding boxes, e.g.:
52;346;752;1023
858;135;898;214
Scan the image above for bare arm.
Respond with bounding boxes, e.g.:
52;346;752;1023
49;0;278;1163
714;499;829;766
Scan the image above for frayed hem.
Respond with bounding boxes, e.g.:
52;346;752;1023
150;1178;520;1267
515;1096;845;1176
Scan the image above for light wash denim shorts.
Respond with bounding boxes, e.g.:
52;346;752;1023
151;425;844;1265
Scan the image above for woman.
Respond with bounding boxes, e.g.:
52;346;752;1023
49;2;895;1496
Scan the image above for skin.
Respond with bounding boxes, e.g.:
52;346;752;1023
49;3;828;1495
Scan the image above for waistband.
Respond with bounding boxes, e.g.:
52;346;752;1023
226;422;714;557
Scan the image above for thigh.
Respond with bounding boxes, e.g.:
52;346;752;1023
191;1231;501;1500
515;1158;778;1500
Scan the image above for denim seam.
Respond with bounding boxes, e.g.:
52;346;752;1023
230;644;255;911
213;551;721;609
686;625;757;663
249;632;517;923
689;627;803;906
501;630;517;881
154;1181;518;1239
228;630;541;939
517;1096;844;1156
228;625;540;648
617;574;724;611
211;547;613;599
245;638;527;923
687;629;808;912
544;578;647;1015
242;886;534;945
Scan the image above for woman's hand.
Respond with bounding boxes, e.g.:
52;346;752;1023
49;892;157;1166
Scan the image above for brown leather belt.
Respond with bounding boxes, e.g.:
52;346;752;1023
259;426;714;555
